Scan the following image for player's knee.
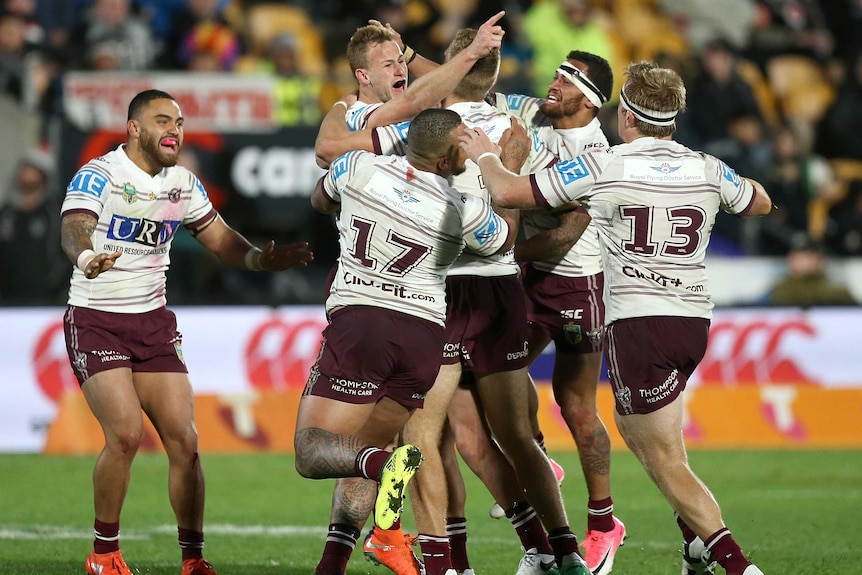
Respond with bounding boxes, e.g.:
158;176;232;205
293;438;320;479
293;452;318;478
107;427;143;456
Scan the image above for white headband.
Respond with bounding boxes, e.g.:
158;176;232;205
619;86;679;126
556;62;607;108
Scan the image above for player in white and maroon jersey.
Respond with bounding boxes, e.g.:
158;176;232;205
378;28;590;575
461;62;773;575
308;15;506;575
314;12;506;168
316;141;511;326
296;108;514;575
60;90;313;575
489;52;628;575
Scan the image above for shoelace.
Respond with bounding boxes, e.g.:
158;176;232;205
519;552;540;567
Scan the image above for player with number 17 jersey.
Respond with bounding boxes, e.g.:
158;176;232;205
320;149;509;326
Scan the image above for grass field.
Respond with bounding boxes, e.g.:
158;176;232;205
0;449;857;574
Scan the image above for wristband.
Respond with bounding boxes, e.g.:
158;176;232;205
403;45;417;65
244;247;263;271
476;152;499;164
333;100;348;110
76;249;96;272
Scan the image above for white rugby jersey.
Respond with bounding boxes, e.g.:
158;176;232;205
491;91;606;278
345;100;383;132
446;100;556;277
61;145;216;313
529;137;758;323
320;150;508;326
372;100;556;277
489;92;549;128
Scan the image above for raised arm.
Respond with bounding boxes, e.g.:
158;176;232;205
491;201;519;255
315;95;375;168
363;11;506;129
311;175;340;214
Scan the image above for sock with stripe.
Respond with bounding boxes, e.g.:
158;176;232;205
355;447;390;480
587;497;615;532
446;517;470;572
548;526;581;566
417;533;452;575
178;527;204;561
506;501;553;555
705;527;752;575
315;523;360;575
93;519;120;554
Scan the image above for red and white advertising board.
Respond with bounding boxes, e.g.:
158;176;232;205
1;306;860;453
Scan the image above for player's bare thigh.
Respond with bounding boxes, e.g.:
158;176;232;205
81;367;144;441
402;362;462;446
133;371;197;447
551;349;603;405
614;399;687;468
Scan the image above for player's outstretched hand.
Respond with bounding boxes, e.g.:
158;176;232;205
260;240;314;271
82;251;122;279
468;11;505;58
458;127;500;164
498;117;531;172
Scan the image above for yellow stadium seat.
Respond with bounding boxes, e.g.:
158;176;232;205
243;3;326;76
766;55;836;123
736;58;780;130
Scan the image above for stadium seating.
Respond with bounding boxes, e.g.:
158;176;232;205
240;3;326;76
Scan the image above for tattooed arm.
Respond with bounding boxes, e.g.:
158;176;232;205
60;212;121;279
514;208;591;262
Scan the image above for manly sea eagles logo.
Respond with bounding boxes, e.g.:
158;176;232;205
168;187;182;203
615;385;633;412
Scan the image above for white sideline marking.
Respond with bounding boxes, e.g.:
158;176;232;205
0;524;328;540
0;525;687;553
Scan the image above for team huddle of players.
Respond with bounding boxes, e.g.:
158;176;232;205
296;10;771;575
60;9;772;575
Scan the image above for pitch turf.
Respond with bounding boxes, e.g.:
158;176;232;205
0;449;857;574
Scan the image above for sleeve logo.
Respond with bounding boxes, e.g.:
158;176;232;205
719;160;742;187
554;157;590;184
67;169;108;198
472;213;500;246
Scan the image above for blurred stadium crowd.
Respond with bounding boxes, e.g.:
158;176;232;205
1;0;862;306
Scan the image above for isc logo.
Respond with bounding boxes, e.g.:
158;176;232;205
106;215;180;247
560;309;583;319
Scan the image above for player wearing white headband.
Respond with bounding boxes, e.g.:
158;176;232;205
489;50;626;575
460;61;773;575
618;84;679;126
